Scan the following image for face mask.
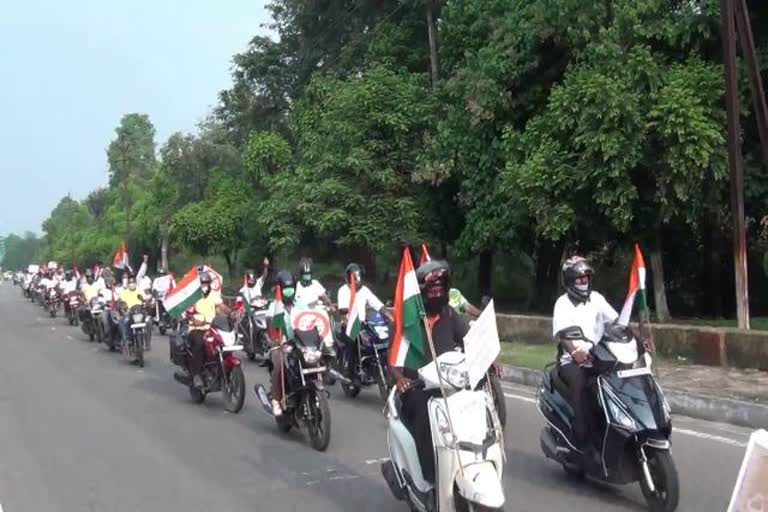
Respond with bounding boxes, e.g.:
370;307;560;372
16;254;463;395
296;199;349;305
201;285;210;294
128;283;137;291
575;283;589;292
283;287;295;299
247;281;256;288
302;274;311;283
122;280;128;288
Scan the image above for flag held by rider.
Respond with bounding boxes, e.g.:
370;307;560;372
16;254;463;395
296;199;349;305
113;242;129;270
345;274;363;340
389;247;428;370
272;285;293;340
163;267;203;319
618;244;648;326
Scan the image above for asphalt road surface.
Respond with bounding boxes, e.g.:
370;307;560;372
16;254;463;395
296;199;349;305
0;282;752;511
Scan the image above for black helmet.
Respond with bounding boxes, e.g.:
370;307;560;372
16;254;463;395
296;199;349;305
416;260;451;314
64;271;73;280
345;263;362;285
199;271;212;285
562;256;594;302
275;270;296;303
299;258;312;285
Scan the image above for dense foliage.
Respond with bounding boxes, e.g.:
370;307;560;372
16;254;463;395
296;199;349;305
4;0;768;319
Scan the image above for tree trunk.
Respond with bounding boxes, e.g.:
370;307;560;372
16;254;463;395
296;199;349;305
649;231;671;322
224;253;236;285
478;249;493;298
425;0;439;87
160;230;170;273
703;215;723;317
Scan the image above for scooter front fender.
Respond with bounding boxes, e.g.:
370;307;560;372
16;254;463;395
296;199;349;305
454;461;505;510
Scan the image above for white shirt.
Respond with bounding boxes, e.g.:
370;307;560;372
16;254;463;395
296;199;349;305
552;291;618;365
40;278;58;290
239;281;264;304
337;284;384;322
152;275;175;297
295;280;326;306
60;279;77;294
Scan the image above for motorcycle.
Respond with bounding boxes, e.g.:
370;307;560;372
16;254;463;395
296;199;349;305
151;290;172;336
81;297;105;342
537;324;678;512
335;310;392;401
47;288;60;318
64;292;81;327
170;315;246;413
123;304;149;367
382;350;505;512
255;326;332;452
238;297;270;362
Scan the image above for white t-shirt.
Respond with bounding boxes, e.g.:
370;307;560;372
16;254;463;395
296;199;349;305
337;284;384;322
295;280;326;306
40;278;58;290
238;278;264;304
552;291;618;365
60;279;77;294
152;275;175;297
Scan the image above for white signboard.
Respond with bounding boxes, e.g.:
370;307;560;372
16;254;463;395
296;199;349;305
728;429;768;512
463;300;501;389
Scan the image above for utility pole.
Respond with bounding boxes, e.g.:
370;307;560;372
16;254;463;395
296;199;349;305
425;0;439;88
721;0;750;329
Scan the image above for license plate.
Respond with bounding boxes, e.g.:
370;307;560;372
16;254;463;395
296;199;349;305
374;343;389;350
617;367;652;378
301;366;327;375
131;323;147;329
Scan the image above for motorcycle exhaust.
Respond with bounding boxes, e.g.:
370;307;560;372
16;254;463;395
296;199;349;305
327;368;352;385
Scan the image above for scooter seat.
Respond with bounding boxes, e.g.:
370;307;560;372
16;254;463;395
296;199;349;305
551;366;571;398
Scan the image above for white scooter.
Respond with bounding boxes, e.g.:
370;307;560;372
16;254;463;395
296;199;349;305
382;350;505;512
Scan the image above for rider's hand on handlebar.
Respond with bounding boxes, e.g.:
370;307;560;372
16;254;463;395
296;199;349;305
572;348;590;365
396;377;414;393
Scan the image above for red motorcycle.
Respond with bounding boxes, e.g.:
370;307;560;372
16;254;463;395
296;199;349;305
171;312;246;412
64;291;82;327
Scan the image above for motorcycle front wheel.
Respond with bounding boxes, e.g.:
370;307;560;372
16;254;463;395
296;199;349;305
639;449;679;512
189;386;206;404
135;332;145;368
307;390;331;451
224;366;246;413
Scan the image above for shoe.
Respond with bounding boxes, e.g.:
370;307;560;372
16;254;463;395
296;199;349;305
271;399;283;416
192;374;204;390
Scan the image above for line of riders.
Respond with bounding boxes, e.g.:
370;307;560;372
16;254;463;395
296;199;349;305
11;254;679;512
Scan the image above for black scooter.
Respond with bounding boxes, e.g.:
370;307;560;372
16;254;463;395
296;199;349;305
537;323;679;512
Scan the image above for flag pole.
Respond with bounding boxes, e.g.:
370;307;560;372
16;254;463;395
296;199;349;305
420;315;466;478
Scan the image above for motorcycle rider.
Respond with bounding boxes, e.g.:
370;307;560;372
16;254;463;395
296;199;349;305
295;258;332;308
389;259;469;485
266;270;297;416
236;257;270;308
337;263;392;382
186;271;230;390
60;270;78;295
80;269;101;302
151;267;175;299
552;256;618;464
118;274;146;347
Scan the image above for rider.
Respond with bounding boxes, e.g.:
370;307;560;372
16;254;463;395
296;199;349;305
552;256;618;462
337;263;393;381
118;274;146;346
80;269;101;301
389;260;469;485
187;271;230;389
294;258;332;308
60;270;78;295
237;257;270;308
266;270;297;416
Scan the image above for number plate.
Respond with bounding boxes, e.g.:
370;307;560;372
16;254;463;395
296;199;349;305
301;366;327;375
130;323;147;329
616;367;652;378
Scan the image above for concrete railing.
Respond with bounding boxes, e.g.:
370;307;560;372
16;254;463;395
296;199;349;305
494;313;768;370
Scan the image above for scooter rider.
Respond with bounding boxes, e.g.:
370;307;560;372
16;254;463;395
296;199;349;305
266;270;297;416
388;260;469;484
552;256;618;463
337;263;392;381
187;271;230;390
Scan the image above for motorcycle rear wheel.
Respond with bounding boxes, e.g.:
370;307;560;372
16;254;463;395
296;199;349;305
224;366;246;413
307;391;331;451
341;381;361;398
639;449;679;512
189;386;206;404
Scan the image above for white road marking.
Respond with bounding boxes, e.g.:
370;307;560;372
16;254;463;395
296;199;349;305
66;335;73;340
503;391;747;448
365;457;390;465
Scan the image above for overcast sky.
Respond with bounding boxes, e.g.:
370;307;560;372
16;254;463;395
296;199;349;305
0;0;270;236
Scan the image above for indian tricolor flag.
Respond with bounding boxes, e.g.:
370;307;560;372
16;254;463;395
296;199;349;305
113;242;129;270
389;247;428;370
420;244;431;265
345;276;364;340
618;244;648;326
163;267;203;319
272;286;294;340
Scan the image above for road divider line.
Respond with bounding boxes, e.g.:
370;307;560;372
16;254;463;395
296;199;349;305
503;391;747;447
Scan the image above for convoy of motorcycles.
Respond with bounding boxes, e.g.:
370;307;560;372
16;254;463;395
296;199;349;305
8;266;680;512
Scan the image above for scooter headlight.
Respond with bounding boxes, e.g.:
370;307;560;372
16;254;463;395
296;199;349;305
440;363;469;389
434;404;456;448
301;346;321;364
605;395;636;430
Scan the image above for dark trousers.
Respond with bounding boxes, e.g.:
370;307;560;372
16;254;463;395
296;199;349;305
188;330;206;375
559;363;595;449
401;388;435;483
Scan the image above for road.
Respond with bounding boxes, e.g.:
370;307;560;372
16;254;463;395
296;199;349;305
0;283;751;512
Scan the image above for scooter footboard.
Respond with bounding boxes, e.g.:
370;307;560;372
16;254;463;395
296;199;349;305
454;461;505;509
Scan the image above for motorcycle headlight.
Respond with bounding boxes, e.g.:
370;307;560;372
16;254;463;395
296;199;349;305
434;404;456;448
605;395;636;430
373;325;390;339
301;347;322;364
132;313;144;323
440;363;469;389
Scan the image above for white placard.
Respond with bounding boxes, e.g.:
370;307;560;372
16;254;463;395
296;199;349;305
463;300;501;389
728;429;768;512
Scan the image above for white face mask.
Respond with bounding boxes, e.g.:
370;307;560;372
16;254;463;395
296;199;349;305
201;285;210;294
575;283;589;292
122;279;129;288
